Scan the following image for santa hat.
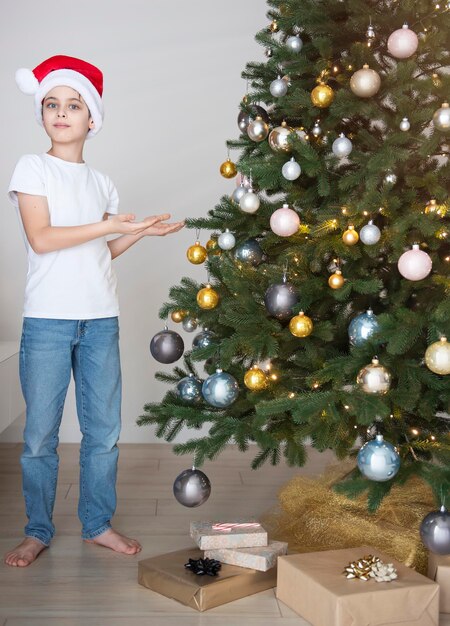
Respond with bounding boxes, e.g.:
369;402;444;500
15;55;104;139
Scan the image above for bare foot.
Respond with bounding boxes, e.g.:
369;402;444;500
4;537;47;567
83;528;142;555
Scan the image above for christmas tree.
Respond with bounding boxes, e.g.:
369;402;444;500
139;0;450;512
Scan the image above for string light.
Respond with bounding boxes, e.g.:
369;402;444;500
411;428;420;436
288;392;295;398
312;381;320;389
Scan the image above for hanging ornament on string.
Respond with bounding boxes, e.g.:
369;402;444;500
187;231;207;264
360;220;381;245
264;266;298;320
173;466;211;507
219;157;237;179
348;309;380;346
420;505;450;555
193;328;216;349
218;228;236;250
357;434;400;482
268;122;292;153
286;34;303;53
182;317;198;333
247;116;270;142
171;309;188;323
270;203;300;237
332;133;353;158
357;357;391;394
399;117;410;131
311;80;335;108
387;24;419;59
202;368;239;407
244;365;268;391
282;157;301;180
150;324;184;364
342;224;359;246
329;269;345;289
177;374;203;403
366;20;376;46
289;311;313;337
197;281;220;310
231;182;249;205
425;336;450;375
350;64;381;98
270;75;288;98
397;244;432;281
234;239;264;266
432;102;450;132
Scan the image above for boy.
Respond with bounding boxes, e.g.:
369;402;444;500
4;55;184;567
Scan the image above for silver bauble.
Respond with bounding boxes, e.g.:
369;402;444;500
270;77;288;98
234;239;264;266
350;64;381;98
357;434;400;482
173;468;211;507
150;328;184;364
384;171;397;185
231;184;248;204
264;281;298;320
237;105;269;133
268;125;292;152
399;117;411;131
247;116;270;142
192;329;216;349
432;102;450;132
357;357;391;394
237;111;251;133
360;220;381;245
420;506;450;555
176;374;203;403
332;133;353;158
218;229;236;250
282;157;301;180
182;317;198;333
239;189;260;214
286;35;303;53
202;369;239;407
311;121;322;138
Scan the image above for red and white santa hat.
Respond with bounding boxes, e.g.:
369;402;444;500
15;55;104;138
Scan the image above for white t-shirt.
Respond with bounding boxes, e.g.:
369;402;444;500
8;153;120;319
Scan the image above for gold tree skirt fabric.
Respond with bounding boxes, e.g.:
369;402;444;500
261;462;436;574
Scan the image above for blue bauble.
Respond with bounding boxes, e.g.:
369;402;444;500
176;374;203;403
234;239;264;266
348;309;380;346
192;329;216;350
357;434;400;482
202;369;239;408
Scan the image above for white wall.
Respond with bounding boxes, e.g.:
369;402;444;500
0;0;266;442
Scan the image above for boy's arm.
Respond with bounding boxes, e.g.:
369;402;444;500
18;192;148;254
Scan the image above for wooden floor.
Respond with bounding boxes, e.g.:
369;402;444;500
0;442;448;625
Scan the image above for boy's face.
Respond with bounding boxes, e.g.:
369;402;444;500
42;85;94;142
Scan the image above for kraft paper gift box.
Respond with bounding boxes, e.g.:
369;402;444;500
190;520;268;550
428;552;450;613
137;547;277;612
205;540;288;572
276;546;440;626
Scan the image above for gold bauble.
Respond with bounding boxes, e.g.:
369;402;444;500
357;357;391;394
425;336;450;375
289;311;313;337
187;241;207;264
311;83;335;108
220;158;237;179
244;366;268;391
350;64;381;98
196;284;219;309
424;199;447;217
342;225;359;246
268;123;292;153
206;238;222;256
171;309;188;323
328;269;345;289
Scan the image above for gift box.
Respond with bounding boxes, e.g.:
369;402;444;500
276;546;439;626
428;552;450;613
137;547;277;612
205;540;288;572
190;520;268;550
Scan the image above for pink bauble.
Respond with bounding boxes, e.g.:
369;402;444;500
397;244;432;280
270;204;300;237
387;24;418;59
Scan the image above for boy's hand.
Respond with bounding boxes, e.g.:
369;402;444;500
140;213;185;236
106;214;149;236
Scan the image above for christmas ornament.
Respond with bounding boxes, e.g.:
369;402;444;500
219;158;237;179
270;76;288;98
332;133;353;158
197;284;219;310
265;48;273;57
399;117;410;131
171;309;188;323
269;18;278;32
342;225;359;245
202;369;239;407
244;365;267;391
387;24;419;59
350;65;381;98
264;280;298;320
357;434;400;481
270;204;300;237
187;241;207;264
343;554;380;580
311;121;322;138
218;229;236;250
425;336;450;375
231;183;248;204
247;116;270;142
193;329;216;349
150;327;184;364
177;374;203;403
432;102;450;132
182;317;198;333
289;311;313;337
348;309;380;346
420;506;450;555
294;127;309;143
369;561;398;582
237;105;269;133
234;239;264;266
185;557;222;576
282;157;301;180
384;171;397;185
425;199;447;217
360;220;381;245
397;244;432;281
328;269;344;289
366;23;376;42
239;188;260;214
206;238;220;255
357;357;391;394
173;467;211;507
286;34;303;53
268;123;292;152
311;83;335;108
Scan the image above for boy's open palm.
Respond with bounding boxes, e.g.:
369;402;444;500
107;214;150;236
141;213;185;236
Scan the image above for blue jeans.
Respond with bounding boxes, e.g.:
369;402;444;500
19;317;122;546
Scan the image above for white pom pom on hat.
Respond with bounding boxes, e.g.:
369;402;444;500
15;68;40;95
